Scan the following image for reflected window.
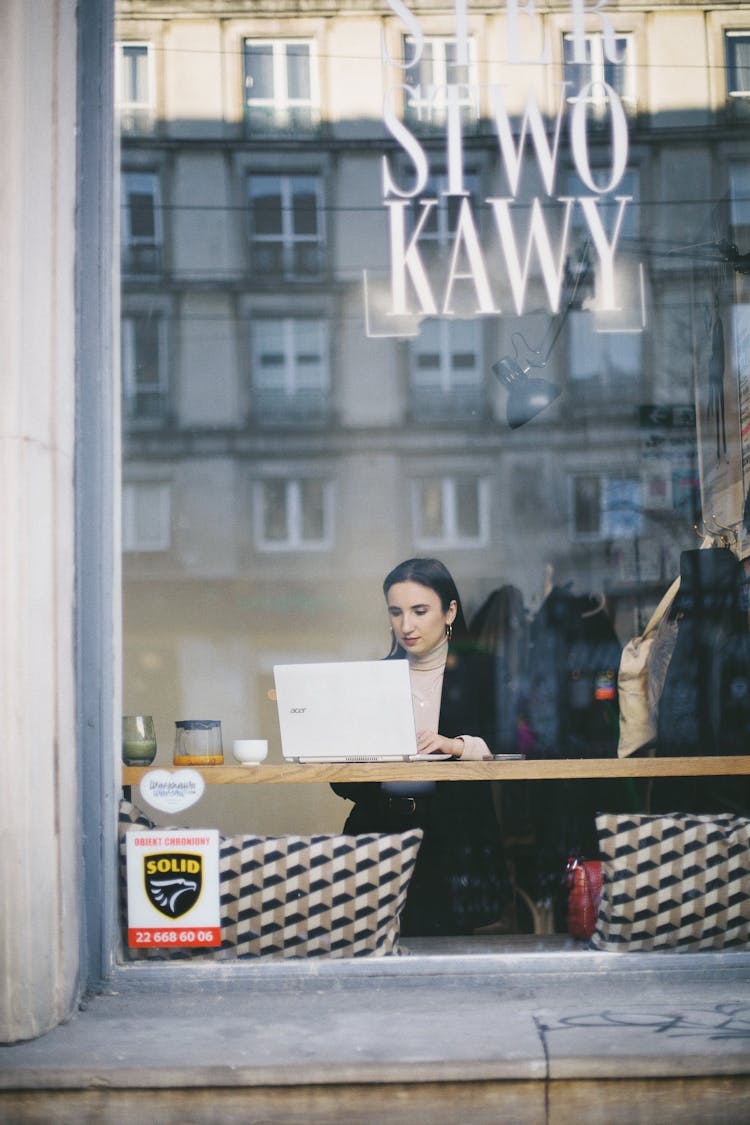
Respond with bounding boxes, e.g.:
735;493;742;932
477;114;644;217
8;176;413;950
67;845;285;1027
571;473;641;540
726;31;750;96
414;170;480;254
115;42;154;133
567;169;639;242
248;174;324;277
412;476;488;547
255;478;333;550
563;32;636;111
568;311;642;393
409;320;483;419
122;312;168;424
730;163;750;249
251;318;330;423
123;482;171;552
244;40;318;132
121;171;162;273
402;36;479;127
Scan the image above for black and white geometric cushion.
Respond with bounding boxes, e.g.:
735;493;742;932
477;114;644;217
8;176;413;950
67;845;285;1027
221;831;423;958
592;812;750;951
118;801;423;959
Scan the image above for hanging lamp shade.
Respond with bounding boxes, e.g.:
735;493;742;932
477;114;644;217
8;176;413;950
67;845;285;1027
492;357;562;429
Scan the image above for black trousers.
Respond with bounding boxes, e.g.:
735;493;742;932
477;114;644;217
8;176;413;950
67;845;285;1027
341;789;507;937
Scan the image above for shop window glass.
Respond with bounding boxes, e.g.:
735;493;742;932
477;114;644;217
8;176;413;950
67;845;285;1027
114;0;750;966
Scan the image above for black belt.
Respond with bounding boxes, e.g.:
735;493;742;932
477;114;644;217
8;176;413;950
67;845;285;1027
380;794;431;818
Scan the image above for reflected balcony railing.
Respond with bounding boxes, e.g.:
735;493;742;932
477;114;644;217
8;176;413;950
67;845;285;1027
408;385;486;422
117;109;157;136
121;243;163;275
250;387;331;427
123;393;171;428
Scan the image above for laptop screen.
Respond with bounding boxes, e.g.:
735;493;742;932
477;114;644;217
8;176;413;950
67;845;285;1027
273;660;419;762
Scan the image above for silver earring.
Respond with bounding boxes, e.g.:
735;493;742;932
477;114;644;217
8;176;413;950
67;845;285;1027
446;622;453;640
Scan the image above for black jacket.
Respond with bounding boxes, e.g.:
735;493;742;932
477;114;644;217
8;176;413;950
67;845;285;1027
331;645;506;935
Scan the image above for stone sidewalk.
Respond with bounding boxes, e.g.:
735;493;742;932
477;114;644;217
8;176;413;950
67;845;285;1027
2;944;749;1092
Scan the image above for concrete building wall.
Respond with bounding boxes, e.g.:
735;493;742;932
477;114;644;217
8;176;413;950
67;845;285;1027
0;0;81;1042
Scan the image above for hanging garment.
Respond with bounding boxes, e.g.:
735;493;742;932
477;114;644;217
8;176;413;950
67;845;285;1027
526;585;622;759
656;547;750;756
469;585;530;755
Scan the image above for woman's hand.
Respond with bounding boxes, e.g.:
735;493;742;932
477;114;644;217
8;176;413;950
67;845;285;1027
416;731;464;757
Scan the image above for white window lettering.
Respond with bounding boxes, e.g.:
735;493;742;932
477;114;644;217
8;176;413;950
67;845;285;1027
490;84;567;197
505;0;550;65
382;88;429;198
570;81;629;192
387;200;438;315
569;0;624;65
489;196;573;315
578;195;631;310
442;198;498;315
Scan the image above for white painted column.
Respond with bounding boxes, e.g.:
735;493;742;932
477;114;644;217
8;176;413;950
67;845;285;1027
0;0;81;1041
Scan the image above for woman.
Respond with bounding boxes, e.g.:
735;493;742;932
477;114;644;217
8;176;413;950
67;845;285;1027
331;558;507;936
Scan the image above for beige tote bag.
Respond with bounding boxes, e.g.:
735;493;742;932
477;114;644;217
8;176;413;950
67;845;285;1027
616;577;680;758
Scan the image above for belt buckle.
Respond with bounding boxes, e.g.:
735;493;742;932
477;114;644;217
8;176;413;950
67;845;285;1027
390;796;416;815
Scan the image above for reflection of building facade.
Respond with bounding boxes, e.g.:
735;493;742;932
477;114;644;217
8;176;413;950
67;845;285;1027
116;2;750;808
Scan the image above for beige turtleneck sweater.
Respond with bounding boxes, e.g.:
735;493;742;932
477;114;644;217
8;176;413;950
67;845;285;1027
383;638;490;796
407;637;491;761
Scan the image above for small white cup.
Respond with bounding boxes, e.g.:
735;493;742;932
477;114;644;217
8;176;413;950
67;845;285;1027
232;738;268;765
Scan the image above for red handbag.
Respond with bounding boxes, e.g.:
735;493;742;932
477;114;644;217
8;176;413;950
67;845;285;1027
566;857;603;940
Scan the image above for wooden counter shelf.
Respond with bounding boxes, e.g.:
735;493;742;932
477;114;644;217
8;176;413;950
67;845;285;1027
122;755;750;786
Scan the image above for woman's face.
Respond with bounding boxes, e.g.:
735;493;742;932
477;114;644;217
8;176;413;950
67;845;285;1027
386;580;457;657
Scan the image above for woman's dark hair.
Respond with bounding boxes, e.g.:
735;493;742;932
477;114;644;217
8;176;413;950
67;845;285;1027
382;557;469;657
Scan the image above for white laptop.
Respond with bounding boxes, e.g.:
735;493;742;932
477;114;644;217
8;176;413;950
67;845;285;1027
274;659;431;763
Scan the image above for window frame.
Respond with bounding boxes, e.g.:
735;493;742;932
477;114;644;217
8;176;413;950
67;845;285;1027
121;169;163;273
250;315;331;424
725;30;750;97
562;30;637;110
247;172;326;279
402;34;480;127
569;471;642;542
114;40;155;129
253;475;335;552
412;169;481;251
729;161;750;240
122;479;172;552
121;309;169;425
411;475;489;549
567;309;643;389
408;318;484;420
243;38;320;132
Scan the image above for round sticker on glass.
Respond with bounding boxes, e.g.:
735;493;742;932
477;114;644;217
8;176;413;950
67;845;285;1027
140;768;205;813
